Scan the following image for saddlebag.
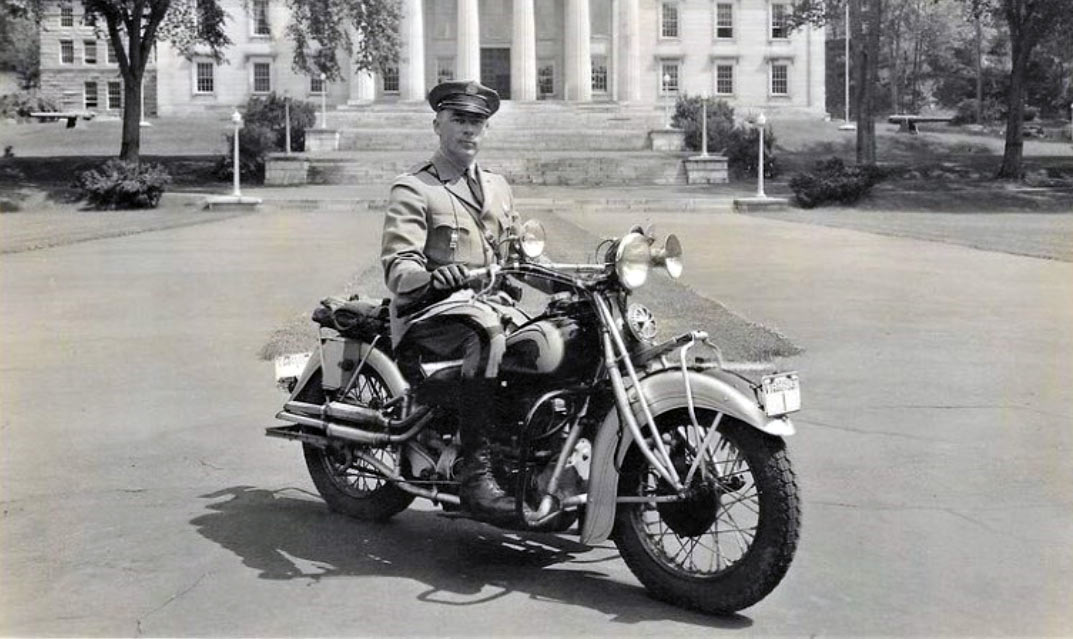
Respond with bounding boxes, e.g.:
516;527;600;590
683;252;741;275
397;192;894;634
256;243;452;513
312;295;391;343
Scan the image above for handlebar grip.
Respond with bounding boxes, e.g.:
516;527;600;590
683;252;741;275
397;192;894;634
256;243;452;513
466;264;500;282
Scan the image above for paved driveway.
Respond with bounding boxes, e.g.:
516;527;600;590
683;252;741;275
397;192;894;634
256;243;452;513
1;208;1070;636
569;210;1073;635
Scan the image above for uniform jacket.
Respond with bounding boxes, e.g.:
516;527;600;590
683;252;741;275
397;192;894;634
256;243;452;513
381;149;518;345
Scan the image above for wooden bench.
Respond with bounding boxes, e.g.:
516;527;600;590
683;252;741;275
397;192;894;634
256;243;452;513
887;114;953;134
29;111;96;128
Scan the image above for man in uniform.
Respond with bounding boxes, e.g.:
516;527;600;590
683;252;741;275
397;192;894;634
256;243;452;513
380;80;519;522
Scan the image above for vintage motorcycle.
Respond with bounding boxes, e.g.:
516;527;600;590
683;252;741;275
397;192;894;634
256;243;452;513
267;221;802;615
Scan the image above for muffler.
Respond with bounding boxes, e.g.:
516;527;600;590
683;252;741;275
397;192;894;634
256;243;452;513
276;402;432;445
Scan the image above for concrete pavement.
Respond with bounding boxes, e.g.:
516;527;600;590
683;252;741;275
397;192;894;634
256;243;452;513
1;205;1071;636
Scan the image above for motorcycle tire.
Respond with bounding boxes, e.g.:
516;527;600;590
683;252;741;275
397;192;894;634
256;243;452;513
612;409;800;615
299;366;415;522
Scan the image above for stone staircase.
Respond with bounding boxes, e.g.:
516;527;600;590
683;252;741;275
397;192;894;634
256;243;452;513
268;101;695;187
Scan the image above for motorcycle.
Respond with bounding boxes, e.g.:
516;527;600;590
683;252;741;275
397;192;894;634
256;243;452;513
266;221;801;615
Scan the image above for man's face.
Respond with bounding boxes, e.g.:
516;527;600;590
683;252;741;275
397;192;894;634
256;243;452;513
433;109;488;165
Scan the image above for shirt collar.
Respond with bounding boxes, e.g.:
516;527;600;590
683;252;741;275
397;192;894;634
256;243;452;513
430;148;477;183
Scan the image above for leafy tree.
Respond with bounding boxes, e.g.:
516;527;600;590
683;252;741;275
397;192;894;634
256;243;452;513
285;0;400;81
963;0;1073;178
0;10;40;89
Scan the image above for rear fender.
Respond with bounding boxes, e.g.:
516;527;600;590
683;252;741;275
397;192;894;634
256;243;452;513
287;341;410;402
580;367;795;545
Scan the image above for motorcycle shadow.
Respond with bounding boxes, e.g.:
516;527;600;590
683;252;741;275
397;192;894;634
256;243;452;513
191;486;754;628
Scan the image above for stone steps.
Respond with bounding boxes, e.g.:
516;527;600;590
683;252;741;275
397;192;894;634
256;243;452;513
329;102;669;131
337;128;650;151
301;150;689;186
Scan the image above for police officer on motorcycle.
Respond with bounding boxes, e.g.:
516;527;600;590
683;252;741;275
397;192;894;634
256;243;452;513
380;80;519;523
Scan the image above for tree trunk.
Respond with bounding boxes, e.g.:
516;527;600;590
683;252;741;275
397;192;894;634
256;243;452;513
119;72;143;163
855;0;880;164
997;31;1028;179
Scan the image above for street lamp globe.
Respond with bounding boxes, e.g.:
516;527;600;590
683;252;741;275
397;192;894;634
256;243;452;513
231;109;243;127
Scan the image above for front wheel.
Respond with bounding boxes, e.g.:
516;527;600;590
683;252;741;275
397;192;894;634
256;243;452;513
613;410;800;615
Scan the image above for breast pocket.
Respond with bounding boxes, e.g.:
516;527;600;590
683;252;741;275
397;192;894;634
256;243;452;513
426;213;474;265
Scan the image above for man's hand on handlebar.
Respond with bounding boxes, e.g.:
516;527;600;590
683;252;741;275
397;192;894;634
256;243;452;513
430;264;470;291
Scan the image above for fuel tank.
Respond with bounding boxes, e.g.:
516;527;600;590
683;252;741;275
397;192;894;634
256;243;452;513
500;317;597;378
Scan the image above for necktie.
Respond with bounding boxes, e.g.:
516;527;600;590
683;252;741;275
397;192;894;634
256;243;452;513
466;167;484;209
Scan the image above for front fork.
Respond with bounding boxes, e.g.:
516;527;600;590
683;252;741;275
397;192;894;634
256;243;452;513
591;295;723;495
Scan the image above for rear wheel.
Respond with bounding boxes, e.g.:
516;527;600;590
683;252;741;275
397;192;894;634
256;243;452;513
301;366;414;521
613;410;800;614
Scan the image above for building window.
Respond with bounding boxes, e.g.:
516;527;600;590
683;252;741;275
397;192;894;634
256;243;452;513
715;3;733;39
660;2;679;38
195;61;214;93
771;63;789;95
715;64;734;95
252;0;270;35
60;5;73;27
310;74;325;94
660;61;680;96
106;41;118;64
436;58;455;84
108;81;122;109
771;4;790;39
84;40;97;64
537;60;554;98
60;40;74;64
252;61;271;93
84;81;98;109
591;55;608;93
381;66;399;94
83;11;96;26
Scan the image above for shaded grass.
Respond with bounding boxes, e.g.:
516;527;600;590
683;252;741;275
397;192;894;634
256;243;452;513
258;207;801;364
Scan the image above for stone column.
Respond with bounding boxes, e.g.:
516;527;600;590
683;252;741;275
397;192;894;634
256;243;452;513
457;0;481;81
564;0;592;101
399;0;425;100
617;0;641;103
511;0;537;101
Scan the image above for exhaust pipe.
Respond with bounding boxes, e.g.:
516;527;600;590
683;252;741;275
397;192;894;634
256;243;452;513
276;404;433;445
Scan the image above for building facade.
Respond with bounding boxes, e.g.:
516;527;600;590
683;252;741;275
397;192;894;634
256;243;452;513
41;0;825;118
37;3;157;116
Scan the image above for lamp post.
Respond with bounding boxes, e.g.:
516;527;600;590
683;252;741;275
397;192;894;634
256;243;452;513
700;97;709;158
231;109;244;197
283;89;292;155
319;72;328;129
756;112;767;198
839;1;856;131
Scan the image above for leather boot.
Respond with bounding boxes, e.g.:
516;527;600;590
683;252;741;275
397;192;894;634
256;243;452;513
457;379;517;523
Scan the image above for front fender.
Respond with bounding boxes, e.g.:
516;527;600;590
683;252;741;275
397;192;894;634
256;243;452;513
580;367;795;546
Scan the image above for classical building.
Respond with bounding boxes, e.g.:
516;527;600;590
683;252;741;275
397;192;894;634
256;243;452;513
39;0;825;118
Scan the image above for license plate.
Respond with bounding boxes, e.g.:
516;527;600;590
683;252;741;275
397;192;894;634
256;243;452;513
274;352;312;384
760;372;801;416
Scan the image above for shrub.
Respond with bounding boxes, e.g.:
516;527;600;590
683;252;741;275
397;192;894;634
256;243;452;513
789;157;884;209
76;159;172;209
215;93;316;184
215;123;278;183
950;98;1002;125
0;92;59;120
672;95;777;178
244;92;317;152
